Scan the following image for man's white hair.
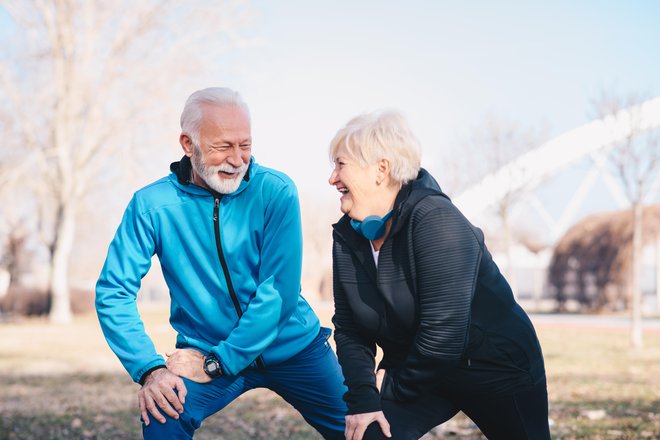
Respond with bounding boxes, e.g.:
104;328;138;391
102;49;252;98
180;87;251;145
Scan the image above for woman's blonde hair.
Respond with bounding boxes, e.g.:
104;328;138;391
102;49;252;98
329;110;421;185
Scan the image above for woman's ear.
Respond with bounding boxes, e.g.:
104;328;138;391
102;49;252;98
377;158;391;184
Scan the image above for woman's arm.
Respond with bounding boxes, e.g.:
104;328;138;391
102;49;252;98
382;201;482;401
332;239;382;415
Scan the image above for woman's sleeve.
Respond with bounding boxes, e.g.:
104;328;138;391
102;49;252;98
381;202;482;402
331;239;381;415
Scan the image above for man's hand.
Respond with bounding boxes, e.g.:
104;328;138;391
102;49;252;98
345;411;391;440
166;349;212;383
138;368;187;426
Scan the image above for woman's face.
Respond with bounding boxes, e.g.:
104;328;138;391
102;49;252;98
328;150;381;221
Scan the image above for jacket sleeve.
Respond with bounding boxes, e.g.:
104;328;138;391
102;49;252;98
95;195;165;384
212;181;304;375
381;203;482;402
331;239;381;415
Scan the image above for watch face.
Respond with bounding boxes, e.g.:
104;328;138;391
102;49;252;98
204;355;222;377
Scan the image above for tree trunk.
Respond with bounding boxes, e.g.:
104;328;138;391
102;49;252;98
0;269;9;299
48;198;77;324
656;235;660;311
630;202;643;349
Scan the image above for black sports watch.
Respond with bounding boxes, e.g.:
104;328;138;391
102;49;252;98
203;353;224;378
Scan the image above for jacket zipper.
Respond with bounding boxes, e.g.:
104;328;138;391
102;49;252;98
213;197;265;369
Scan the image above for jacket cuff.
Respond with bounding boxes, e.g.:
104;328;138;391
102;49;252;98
138;364;166;385
345;384;382;415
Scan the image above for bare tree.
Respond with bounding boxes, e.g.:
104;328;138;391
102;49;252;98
593;92;660;349
0;0;257;323
462;115;541;295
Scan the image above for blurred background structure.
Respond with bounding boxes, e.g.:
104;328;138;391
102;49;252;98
0;0;659;350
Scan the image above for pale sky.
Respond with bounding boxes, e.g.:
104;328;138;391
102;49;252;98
1;1;659;287
2;0;659;234
2;0;658;203
226;0;660;202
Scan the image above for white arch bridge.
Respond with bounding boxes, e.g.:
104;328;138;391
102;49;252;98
451;96;660;307
454;96;660;244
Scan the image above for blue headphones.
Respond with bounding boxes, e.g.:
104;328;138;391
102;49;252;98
350;210;393;240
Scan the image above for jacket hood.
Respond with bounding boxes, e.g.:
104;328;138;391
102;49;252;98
389;168;449;235
168;155;255;197
333;168;449;241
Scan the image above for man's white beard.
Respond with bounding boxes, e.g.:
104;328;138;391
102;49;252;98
191;145;248;194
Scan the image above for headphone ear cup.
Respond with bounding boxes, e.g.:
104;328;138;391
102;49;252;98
350;218;362;235
360;215;386;240
350;210;393;240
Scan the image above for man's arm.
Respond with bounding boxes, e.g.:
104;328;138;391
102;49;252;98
96;195;188;425
95;195;164;383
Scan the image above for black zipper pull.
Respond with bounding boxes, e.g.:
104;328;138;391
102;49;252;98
213;198;219;221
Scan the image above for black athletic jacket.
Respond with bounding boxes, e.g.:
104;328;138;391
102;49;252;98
331;169;546;415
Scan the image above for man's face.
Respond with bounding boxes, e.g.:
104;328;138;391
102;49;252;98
183;103;252;194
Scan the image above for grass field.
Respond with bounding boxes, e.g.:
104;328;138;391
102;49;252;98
0;302;658;439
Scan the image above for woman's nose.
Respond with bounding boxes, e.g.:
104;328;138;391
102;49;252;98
328;169;338;185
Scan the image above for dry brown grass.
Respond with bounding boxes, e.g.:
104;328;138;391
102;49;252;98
0;302;658;439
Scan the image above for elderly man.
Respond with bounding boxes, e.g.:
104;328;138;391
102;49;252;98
96;87;347;439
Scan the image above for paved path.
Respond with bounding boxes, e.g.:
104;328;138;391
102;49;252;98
530;313;660;330
311;299;660;331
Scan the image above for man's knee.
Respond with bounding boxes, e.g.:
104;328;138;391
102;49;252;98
142;406;201;440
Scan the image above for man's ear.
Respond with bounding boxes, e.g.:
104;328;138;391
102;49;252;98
179;133;194;157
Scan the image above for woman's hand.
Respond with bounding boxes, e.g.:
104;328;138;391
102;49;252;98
165;349;212;383
345;411;391;440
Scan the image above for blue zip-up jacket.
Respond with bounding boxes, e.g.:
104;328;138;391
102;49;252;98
96;156;320;383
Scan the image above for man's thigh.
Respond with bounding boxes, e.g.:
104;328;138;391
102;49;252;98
265;327;347;438
142;374;254;440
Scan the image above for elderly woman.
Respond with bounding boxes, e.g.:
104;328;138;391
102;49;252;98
328;111;551;440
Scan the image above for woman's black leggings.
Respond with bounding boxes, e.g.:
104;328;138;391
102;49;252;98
363;381;551;440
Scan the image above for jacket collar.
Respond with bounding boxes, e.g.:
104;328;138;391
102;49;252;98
332;168;448;284
168;155;256;197
332;168;449;242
